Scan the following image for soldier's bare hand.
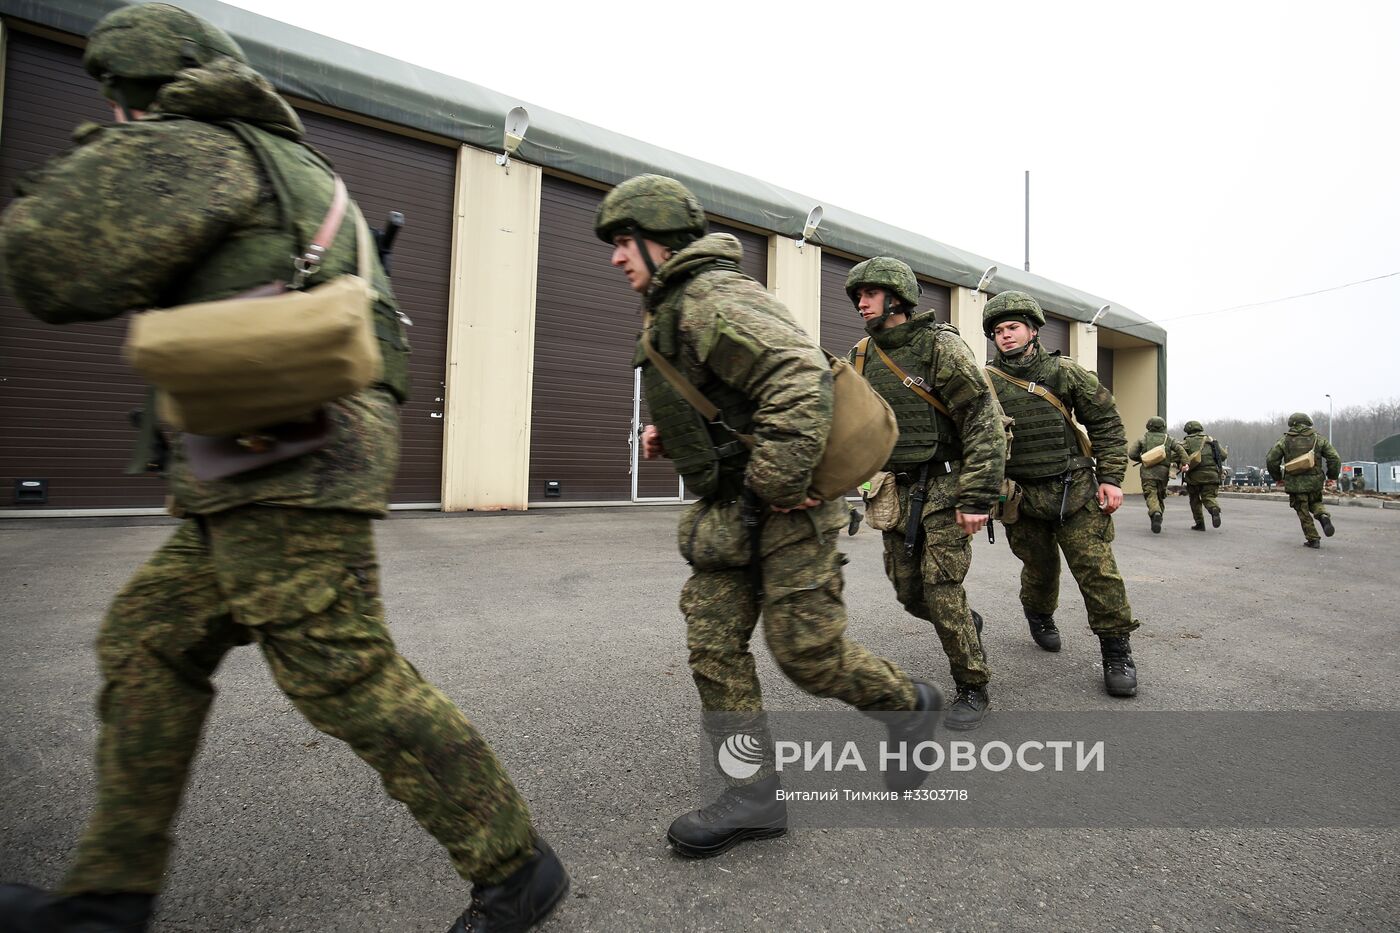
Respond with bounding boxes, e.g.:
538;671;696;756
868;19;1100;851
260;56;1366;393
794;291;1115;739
641;424;667;460
771;496;823;513
955;510;989;535
1097;483;1123;514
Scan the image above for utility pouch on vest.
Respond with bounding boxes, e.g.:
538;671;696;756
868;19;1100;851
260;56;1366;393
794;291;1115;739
992;478;1022;525
644;332;896;501
125;175;382;438
1284;439;1319;475
1140;444;1167;468
862;471;900;531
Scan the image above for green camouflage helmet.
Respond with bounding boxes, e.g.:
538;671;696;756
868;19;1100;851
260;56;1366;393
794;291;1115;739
845;257;921;308
594;174;708;248
1288;411;1313;428
983;290;1047;337
1184;420;1204;434
1146;417;1166;431
84;3;247;83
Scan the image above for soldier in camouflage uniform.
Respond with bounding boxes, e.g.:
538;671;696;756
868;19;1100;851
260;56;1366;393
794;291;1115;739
1180;421;1228;530
1266;412;1342;548
595;175;940;858
844;258;1005;730
984;292;1140;697
1127;417;1187;533
0;7;566;932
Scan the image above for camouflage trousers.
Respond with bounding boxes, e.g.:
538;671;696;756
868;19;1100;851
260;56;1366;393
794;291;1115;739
1141;478;1169;516
62;506;534;896
880;495;988;688
1187;483;1221;525
678;497;916;779
1288;491;1331;542
1004;475;1138;637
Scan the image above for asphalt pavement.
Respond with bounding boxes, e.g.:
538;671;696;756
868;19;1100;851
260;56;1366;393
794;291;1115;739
1;494;1396;932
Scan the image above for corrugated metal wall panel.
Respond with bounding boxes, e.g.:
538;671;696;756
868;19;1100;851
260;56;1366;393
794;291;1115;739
0;31;164;509
0;32;454;510
1039;315;1070;354
819;252;951;359
531;176;770;502
1097;346;1115;392
295;110;453;504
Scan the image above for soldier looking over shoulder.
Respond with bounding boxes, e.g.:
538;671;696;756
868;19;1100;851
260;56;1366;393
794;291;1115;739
596;175;941;860
0;7;566;931
1128;417;1187;534
844;257;1005;730
983;291;1141;698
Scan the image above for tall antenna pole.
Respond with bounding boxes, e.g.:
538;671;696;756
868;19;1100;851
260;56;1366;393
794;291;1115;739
1024;170;1030;272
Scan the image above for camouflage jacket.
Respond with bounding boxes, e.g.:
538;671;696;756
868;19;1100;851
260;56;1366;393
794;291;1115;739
0;59;408;516
990;343;1128;487
1128;432;1187;483
1180;432;1228;486
1266;428;1341;494
848;312;1005;513
636;233;829;508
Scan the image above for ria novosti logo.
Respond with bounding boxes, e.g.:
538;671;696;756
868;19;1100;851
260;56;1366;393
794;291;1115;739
717;733;766;780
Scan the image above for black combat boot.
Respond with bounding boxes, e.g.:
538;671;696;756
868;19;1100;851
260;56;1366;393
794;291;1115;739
1320;514;1335;537
1304;539;1321;549
944;684;990;731
1210;508;1222;528
0;885;153;932
1150;512;1162;534
1190;521;1205;531
448;838;570;932
1098;635;1138;698
879;679;943;792
666;774;787;859
1024;609;1061;652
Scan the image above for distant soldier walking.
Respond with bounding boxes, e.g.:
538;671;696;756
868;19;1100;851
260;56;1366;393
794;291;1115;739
983;292;1140;698
1267;412;1342;548
845;257;1005;730
1127;417;1187;534
0;6;566;931
1180;421;1228;530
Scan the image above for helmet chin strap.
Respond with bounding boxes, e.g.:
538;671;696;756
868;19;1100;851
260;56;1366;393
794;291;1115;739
630;226;660;279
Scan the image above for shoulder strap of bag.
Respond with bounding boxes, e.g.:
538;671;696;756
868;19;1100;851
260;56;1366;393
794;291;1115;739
870;342;953;418
639;322;756;450
986;365;1093;457
854;336;870;376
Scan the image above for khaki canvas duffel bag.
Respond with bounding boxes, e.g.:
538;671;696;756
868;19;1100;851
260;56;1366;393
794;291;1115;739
1140;444;1167;467
1284;441;1319;475
125;176;382;438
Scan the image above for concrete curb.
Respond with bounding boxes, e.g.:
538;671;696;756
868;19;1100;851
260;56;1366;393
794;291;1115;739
1214;491;1396;509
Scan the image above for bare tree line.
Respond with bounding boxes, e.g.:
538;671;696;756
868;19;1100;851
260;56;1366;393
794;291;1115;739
1162;398;1400;470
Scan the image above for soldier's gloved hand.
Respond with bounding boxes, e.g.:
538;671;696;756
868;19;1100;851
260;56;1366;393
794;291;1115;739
1096;483;1123;514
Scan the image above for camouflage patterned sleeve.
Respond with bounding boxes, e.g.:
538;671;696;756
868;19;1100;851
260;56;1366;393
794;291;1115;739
1170;438;1189;467
1127;438;1144;463
685;280;832;507
0;120;261;324
1265;439;1286;481
1062;359;1128;486
934;329;1004;513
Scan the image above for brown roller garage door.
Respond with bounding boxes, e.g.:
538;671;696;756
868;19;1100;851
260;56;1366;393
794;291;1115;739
0;30;452;510
819;252;950;359
530;174;768;503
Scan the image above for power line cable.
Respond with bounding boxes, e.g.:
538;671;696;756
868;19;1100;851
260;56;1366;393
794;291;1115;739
1114;270;1400;333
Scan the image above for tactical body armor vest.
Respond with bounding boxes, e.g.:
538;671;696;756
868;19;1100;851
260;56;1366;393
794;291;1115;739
639;260;756;500
862;323;962;468
1137;430;1174;482
989;350;1091;481
1282;432;1322;477
1183;434;1219;468
164;119;410;402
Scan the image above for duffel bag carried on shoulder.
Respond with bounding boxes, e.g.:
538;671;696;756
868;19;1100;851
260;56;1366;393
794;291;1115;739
125;175;382;438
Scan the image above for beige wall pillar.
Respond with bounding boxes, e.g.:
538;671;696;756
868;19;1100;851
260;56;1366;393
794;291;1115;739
1111;345;1160;496
766;236;822;340
948;286;988;361
1069;322;1098;371
441;146;542;511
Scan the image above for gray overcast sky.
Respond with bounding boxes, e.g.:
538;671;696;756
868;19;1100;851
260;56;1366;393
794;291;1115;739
223;0;1399;424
